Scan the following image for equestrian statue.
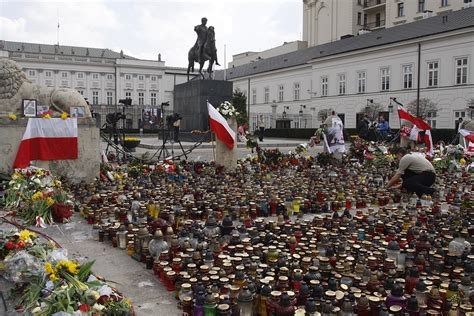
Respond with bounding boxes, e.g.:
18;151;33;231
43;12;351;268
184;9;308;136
187;17;220;81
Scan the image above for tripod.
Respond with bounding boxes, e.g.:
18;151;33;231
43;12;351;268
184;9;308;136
156;124;187;161
156;103;187;161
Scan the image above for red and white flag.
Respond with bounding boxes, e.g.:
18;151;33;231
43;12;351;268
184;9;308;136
459;129;474;153
13;118;78;169
397;104;432;131
459;129;474;143
424;130;434;156
207;102;236;150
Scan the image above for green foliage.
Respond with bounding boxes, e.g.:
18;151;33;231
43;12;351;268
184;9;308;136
407;98;438;119
232;89;248;125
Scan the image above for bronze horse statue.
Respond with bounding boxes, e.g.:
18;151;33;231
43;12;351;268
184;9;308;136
187;26;220;81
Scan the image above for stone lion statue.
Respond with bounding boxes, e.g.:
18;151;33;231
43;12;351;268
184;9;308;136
0;58;91;117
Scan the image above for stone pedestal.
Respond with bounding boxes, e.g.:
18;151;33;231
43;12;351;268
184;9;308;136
173;80;233;132
215;118;237;170
0;117;100;183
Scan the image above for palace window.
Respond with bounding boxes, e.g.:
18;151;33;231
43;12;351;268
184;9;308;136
252;88;257;105
427;61;439;87
106;91;113;105
92;91;99;105
294;82;300;100
381;67;390;91
321;76;328;97
138;92;144;105
357;71;366;93
264;87;269;104
278;85;284;102
403;64;413;89
455;57;468;85
151;92;157;106
338;74;346;95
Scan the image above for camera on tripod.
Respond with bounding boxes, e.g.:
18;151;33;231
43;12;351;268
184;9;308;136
166;113;182;128
106;112;126;125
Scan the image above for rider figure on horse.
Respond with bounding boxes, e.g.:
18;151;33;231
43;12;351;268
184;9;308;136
194;17;209;64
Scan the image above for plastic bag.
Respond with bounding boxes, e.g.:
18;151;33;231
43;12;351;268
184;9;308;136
46;248;69;263
2;250;43;282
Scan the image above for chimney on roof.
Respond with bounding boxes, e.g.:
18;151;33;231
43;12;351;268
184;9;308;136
101;49;105;57
120;50;124;58
86;48;89;56
422;10;433;19
158;53;162;61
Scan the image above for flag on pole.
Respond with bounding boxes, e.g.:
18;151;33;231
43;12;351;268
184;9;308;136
397;104;432;130
207;102;236;150
13;118;78;169
424;130;434;156
459;129;474;143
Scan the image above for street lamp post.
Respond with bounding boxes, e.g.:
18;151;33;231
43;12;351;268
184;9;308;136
282;106;289;119
299;105;306;128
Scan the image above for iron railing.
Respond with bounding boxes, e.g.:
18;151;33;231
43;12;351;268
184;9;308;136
363;0;386;8
364;19;386;29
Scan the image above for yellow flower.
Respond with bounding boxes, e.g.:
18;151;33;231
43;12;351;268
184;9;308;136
56;260;80;275
53;179;62;187
49;273;60;281
43;114;51;119
32;191;43;201
8;114;17;120
11;172;22;180
45;262;54;275
61;112;68;120
19;229;36;241
46;197;55;206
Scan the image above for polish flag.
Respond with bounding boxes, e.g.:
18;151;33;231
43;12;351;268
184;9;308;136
459;129;474;143
13;118;78;169
397;105;432;130
207;102;236;150
424;130;434;156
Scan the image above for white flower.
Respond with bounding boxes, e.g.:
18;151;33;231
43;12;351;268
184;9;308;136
93;303;105;311
222;110;229;115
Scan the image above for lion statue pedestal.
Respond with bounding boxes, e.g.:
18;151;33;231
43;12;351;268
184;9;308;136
0;58;99;182
0;117;100;183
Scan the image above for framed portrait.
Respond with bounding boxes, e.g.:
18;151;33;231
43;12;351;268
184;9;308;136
22;99;37;117
70;106;85;118
36;105;50;117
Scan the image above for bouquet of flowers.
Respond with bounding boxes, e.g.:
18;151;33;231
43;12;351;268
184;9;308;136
217;101;240;120
0;228;134;315
2;168;73;225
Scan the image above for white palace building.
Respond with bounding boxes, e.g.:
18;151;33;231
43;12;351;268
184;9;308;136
223;4;474;130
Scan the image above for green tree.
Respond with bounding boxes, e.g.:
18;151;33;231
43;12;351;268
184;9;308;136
407;98;438;119
361;102;383;121
232;89;248;125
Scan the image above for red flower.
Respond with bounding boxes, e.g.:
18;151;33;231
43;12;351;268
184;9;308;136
79;304;91;312
6;241;15;250
16;241;24;249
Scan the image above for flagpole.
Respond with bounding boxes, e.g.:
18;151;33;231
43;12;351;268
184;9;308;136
211;132;216;161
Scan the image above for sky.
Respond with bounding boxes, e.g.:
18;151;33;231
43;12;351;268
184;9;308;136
0;0;302;68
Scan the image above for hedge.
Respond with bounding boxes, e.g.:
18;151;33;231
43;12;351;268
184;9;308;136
261;128;457;144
